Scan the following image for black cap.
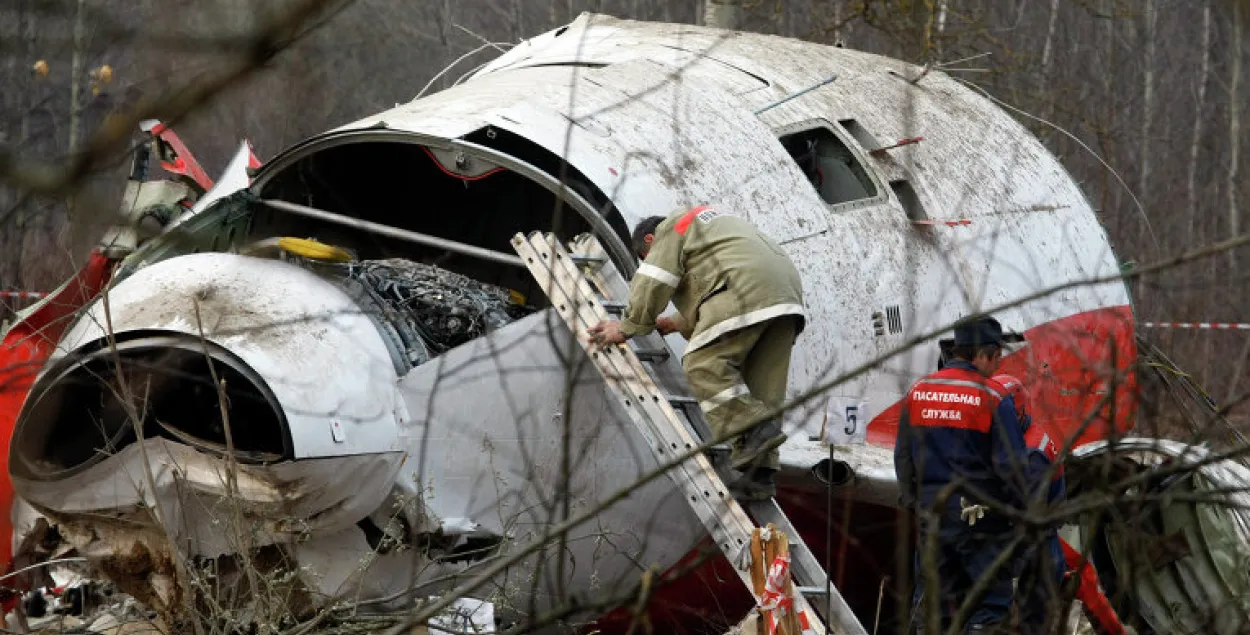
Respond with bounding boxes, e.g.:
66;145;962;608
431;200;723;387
953;317;1006;347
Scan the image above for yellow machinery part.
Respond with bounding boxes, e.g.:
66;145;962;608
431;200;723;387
277;237;353;263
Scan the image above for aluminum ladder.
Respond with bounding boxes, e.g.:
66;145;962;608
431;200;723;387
510;231;868;635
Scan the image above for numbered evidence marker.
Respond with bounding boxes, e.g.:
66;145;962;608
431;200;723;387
822;399;868;446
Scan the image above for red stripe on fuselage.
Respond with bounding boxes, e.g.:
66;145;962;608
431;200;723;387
867;305;1138;450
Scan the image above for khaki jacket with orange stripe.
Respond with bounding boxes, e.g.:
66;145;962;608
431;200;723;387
619;205;807;355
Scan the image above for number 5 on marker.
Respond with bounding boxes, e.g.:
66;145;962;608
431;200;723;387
822;400;867;446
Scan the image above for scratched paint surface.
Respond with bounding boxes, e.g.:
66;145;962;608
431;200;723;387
468;14;1129;440
254;13;1134;455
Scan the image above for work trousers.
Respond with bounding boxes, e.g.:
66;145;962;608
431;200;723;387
680;315;797;471
912;510;1018;634
1014;530;1068;635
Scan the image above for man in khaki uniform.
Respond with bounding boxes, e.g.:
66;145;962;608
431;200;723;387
589;205;806;500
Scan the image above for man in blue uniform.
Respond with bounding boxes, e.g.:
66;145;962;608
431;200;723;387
998;374;1136;635
895;317;1039;634
995;374;1067;635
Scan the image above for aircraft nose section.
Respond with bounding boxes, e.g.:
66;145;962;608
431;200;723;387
17;251;406;461
8;252;408;557
11;332;290;482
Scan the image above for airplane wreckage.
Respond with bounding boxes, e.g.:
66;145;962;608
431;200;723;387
3;12;1250;635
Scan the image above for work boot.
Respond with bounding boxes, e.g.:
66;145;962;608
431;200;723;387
728;467;777;501
729;419;786;471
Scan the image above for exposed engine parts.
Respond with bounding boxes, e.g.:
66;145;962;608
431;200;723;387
332;259;534;366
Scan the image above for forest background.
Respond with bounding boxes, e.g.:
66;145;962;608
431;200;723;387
1;0;1247;401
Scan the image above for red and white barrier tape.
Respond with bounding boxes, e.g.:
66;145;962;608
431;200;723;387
0;291;47;300
1141;322;1250;330
757;552;817;635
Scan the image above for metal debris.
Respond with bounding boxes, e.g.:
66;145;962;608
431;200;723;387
428;597;495;635
340;259;533;359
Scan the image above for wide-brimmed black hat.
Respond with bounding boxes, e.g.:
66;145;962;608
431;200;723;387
952;316;1021;347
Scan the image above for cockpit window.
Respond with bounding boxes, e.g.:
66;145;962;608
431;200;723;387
779;124;879;207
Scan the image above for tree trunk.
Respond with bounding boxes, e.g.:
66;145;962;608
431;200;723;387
831;0;842;42
1039;0;1061;147
512;0;523;40
67;0;86;159
703;0;740;29
1041;0;1060;68
1138;0;1156;203
65;0;87;228
1230;0;1243;271
1099;0;1116;219
1187;0;1212;247
2;2;33;296
1135;0;1157;312
923;0;948;59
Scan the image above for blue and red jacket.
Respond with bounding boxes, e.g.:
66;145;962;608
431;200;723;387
1024;425;1129;635
1024;423;1067;505
894;360;1039;515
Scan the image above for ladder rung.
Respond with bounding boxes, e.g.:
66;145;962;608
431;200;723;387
662;395;718;448
571;255;606;270
796;586;829;596
632;347;671;363
667;395;698;407
600;300;626;313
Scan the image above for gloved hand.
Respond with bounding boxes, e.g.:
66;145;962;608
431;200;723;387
959;496;987;526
